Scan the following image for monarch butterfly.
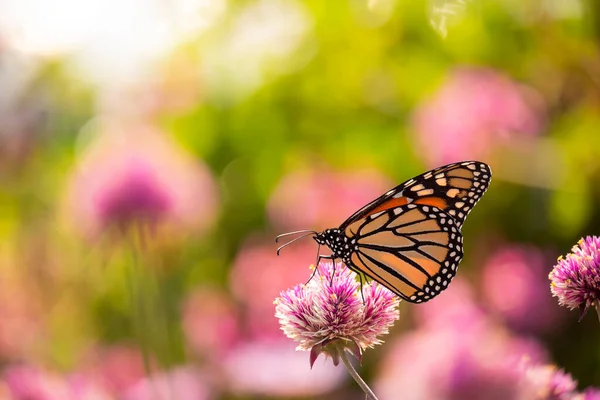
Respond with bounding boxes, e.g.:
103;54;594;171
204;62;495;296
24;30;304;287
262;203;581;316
276;161;491;303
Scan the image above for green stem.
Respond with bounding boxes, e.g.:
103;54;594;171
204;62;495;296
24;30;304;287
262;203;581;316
126;242;153;378
337;343;379;400
595;299;600;325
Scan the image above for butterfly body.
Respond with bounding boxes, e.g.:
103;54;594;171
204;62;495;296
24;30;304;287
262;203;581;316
280;161;491;304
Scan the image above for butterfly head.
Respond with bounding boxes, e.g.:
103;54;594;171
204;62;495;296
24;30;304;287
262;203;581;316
314;229;341;246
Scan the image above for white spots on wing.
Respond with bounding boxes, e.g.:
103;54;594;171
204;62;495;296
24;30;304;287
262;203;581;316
436;178;447;186
446;188;460;198
411;184;425;192
448;209;456;216
417;189;434;196
455;201;465;209
466;163;477;170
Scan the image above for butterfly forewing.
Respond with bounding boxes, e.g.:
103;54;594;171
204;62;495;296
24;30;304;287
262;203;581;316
340;161;491;230
344;204;463;303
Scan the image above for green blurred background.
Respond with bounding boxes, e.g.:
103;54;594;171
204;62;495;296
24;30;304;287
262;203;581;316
1;0;600;398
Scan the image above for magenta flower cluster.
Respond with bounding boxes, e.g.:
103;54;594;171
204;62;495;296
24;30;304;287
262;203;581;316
275;261;400;367
549;236;600;320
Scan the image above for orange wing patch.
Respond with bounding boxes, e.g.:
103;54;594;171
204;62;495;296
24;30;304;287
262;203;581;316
413;196;448;209
363;196;409;218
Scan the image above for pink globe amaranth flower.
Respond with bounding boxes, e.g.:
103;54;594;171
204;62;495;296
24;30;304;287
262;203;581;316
549;236;600;320
413;66;545;167
482;245;566;333
275;261;400;367
230;235;318;338
122;366;211;400
268;167;392;231
220;339;346;397
181;288;240;359
65;120;218;241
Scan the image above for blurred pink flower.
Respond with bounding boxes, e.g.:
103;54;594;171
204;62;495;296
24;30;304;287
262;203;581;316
122;366;211;400
482;245;566;333
3;365;68;400
80;344;148;395
65;120;218;240
268;167;392;231
230;235;318;338
580;388;600;400
413;66;544;166
520;361;578;400
3;365;111;400
375;281;547;400
182;288;240;360
412;277;487;330
221;339;346;397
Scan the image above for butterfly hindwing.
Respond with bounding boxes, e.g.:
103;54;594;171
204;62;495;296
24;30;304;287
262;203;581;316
344;203;463;303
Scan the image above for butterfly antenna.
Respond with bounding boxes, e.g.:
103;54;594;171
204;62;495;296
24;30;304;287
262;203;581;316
276;232;316;255
275;230;317;243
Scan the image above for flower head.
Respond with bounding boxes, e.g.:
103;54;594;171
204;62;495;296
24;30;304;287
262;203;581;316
482;245;565;333
549;236;600;320
274;261;400;367
521;361;578;400
412;66;544;167
66;120;218;240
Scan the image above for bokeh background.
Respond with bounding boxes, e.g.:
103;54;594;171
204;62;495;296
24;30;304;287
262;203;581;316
1;0;600;398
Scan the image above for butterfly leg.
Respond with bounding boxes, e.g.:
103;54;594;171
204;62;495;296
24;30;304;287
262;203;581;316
306;254;333;285
358;272;366;304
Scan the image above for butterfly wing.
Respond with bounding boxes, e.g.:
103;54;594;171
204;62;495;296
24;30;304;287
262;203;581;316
344;203;463;303
340;161;491;231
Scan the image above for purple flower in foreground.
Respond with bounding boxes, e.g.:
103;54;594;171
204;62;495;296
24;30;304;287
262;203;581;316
275;261;400;367
549;236;600;320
